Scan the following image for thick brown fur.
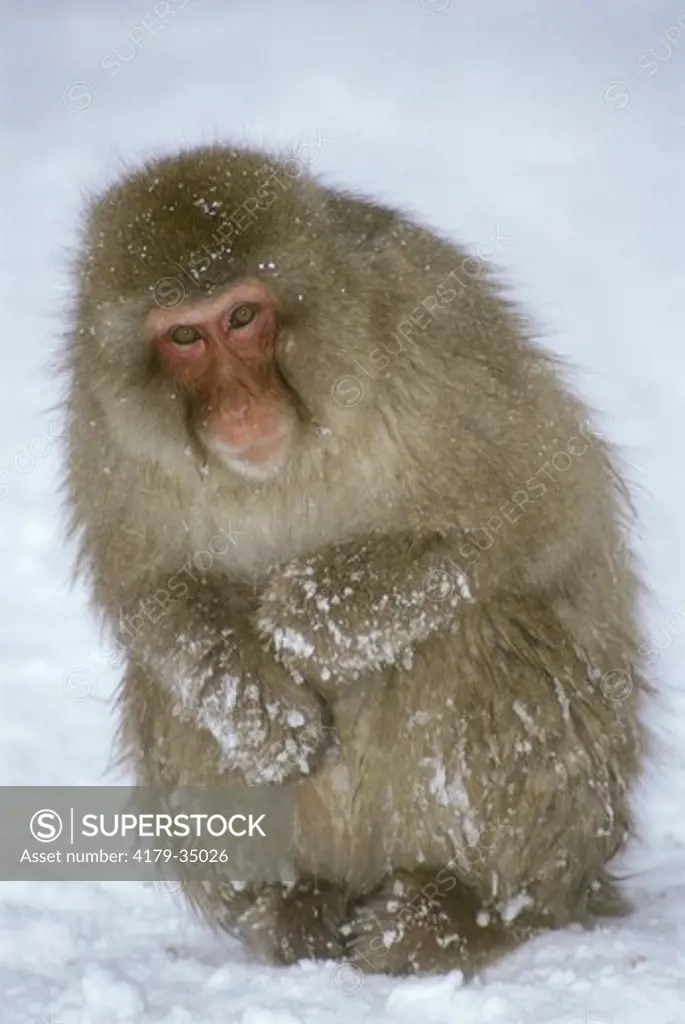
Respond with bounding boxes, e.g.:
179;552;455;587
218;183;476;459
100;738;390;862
63;143;646;977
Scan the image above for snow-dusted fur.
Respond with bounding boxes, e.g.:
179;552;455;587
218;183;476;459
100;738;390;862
64;145;646;977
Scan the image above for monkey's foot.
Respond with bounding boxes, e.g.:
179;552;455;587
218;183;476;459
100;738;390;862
273;879;347;965
343;870;530;978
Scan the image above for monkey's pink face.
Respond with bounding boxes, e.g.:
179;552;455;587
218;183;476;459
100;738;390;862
146;280;299;480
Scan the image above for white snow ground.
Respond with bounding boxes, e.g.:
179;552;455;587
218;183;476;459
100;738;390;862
1;1;685;1020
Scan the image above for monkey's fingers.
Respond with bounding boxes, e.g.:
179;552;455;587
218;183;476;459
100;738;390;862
342;870;527;979
272;878;347;965
196;676;337;785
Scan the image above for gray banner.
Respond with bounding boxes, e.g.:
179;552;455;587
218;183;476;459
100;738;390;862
0;786;295;882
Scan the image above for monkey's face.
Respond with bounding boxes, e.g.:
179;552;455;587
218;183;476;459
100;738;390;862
75;147;394;489
145;279;301;481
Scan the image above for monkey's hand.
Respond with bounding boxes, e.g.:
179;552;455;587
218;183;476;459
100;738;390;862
137;614;336;786
192;659;336;786
256;535;470;685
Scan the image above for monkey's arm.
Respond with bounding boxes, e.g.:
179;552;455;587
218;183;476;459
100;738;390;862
120;576;334;784
256;535;467;685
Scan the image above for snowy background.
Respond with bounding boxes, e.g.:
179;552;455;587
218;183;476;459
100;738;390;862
1;0;685;1020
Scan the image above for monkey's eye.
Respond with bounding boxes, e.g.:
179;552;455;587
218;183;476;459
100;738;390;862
228;303;258;329
170;326;203;346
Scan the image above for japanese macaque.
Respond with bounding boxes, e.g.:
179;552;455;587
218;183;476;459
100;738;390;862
64;143;646;978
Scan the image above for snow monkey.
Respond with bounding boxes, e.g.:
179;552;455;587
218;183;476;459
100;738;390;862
64;143;645;978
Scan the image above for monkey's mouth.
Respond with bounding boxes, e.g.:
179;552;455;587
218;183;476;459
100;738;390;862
201;422;296;481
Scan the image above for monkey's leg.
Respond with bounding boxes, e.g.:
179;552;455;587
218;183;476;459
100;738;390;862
341;593;644;977
120;668;346;963
449;594;643;926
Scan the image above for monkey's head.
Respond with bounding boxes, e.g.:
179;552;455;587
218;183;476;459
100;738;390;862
71;145;398;486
